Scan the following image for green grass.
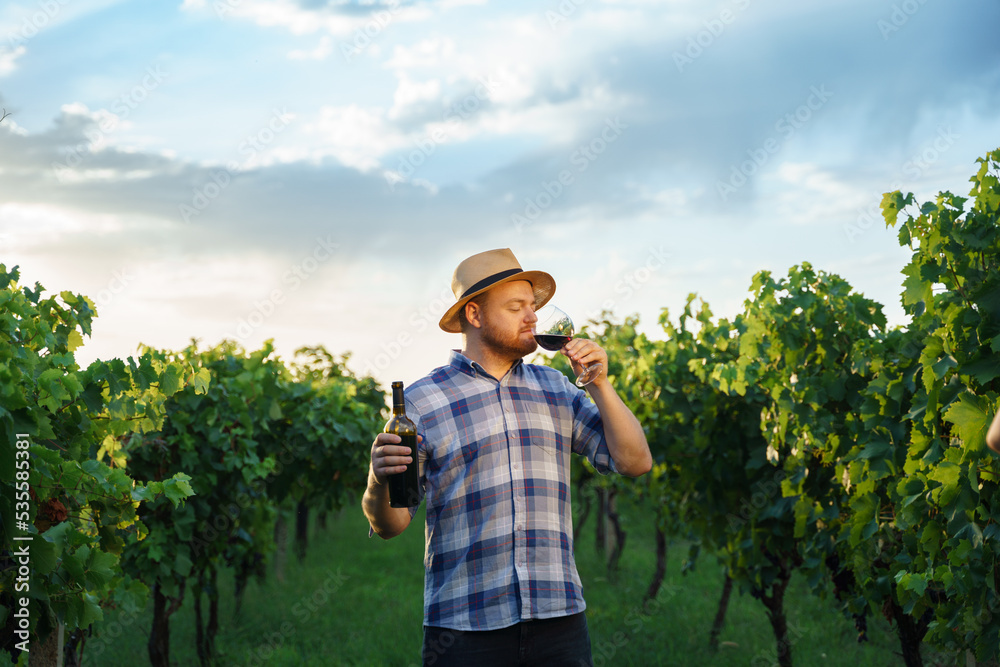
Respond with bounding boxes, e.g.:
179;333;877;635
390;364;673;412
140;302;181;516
92;497;907;666
574;495;902;666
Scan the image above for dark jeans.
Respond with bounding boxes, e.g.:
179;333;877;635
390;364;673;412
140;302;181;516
422;612;593;667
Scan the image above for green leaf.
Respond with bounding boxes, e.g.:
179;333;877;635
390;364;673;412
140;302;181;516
67;330;85;351
163;473;195;507
920;522;943;555
857;438;893;460
80;382;104;412
793;496;811;539
943;392;991;459
896;476;924;497
881;190;914;228
85;549;118;589
64;549;87;584
81;459;108;482
193;368;211;395
850;493;878;546
80;592;103;629
931;355;958;380
955;521;984;549
894;571;929;597
929;461;963;507
901;271;931;308
159;363;185;396
29;444;63;468
174;550;193;577
959;357;1000;385
42;521;74;551
32;535;58;575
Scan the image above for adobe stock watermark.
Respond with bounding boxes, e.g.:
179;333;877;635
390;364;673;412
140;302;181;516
584;246;670;322
411;627;468;667
231;235;339;342
91;267;135;310
716;84;833;201
673;0;751;73
12;433;33;656
242;567;350;666
178;107;292;223
213;0;243;18
511;116;629;232
340;0;402;63
5;0;70;51
188;441;311;561
877;0;933;40
81;599;145;666
725;468;787;531
358;282;456;377
842;126;958;243
383;74;503;191
51;65;169;179
587;582;683;667
545;0;587;29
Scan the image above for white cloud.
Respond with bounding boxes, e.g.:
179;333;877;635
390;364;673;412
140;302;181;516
389;74;442;119
0;203;126;252
384;38;459;70
185;0;432;36
766;162;867;226
0;45;25;76
288;35;334;61
299;104;404;171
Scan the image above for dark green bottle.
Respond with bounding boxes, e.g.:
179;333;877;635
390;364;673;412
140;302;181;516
384;381;420;508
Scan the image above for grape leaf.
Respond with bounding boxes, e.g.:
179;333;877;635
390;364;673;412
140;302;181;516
943;392;991;459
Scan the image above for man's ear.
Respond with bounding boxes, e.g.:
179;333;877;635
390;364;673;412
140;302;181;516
464;300;483;329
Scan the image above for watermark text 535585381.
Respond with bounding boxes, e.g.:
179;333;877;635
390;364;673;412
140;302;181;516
13;432;34;654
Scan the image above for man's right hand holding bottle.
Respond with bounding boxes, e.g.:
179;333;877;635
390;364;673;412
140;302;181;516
370;432;422;484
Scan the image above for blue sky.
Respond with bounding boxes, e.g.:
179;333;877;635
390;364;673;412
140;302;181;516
1;0;999;388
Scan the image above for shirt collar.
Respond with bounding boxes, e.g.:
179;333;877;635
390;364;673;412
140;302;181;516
448;349;524;381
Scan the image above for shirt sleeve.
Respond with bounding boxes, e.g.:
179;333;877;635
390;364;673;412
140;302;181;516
569;383;618;475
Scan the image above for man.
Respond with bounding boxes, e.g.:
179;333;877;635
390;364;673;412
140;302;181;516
363;248;652;666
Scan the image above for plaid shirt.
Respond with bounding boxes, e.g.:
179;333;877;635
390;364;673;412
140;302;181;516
402;349;617;631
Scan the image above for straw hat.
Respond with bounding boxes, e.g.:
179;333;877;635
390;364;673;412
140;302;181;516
438;248;556;333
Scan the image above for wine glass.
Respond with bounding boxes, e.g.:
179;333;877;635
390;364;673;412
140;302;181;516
533;305;603;387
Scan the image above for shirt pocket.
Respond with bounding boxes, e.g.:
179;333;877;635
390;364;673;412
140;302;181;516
428;411;507;484
516;400;565;457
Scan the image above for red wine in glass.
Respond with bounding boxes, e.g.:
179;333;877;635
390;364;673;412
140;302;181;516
533;305;603;387
535;334;572;351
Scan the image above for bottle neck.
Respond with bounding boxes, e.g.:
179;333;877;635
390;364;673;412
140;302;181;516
391;384;406;415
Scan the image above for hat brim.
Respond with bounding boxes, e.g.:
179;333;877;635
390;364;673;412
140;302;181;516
438;270;556;333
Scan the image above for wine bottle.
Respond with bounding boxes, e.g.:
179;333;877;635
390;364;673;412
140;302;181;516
384;381;420;508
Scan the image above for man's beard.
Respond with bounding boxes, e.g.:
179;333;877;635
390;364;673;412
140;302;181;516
481;317;537;359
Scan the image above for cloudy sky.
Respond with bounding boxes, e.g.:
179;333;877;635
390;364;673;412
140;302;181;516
1;0;998;388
